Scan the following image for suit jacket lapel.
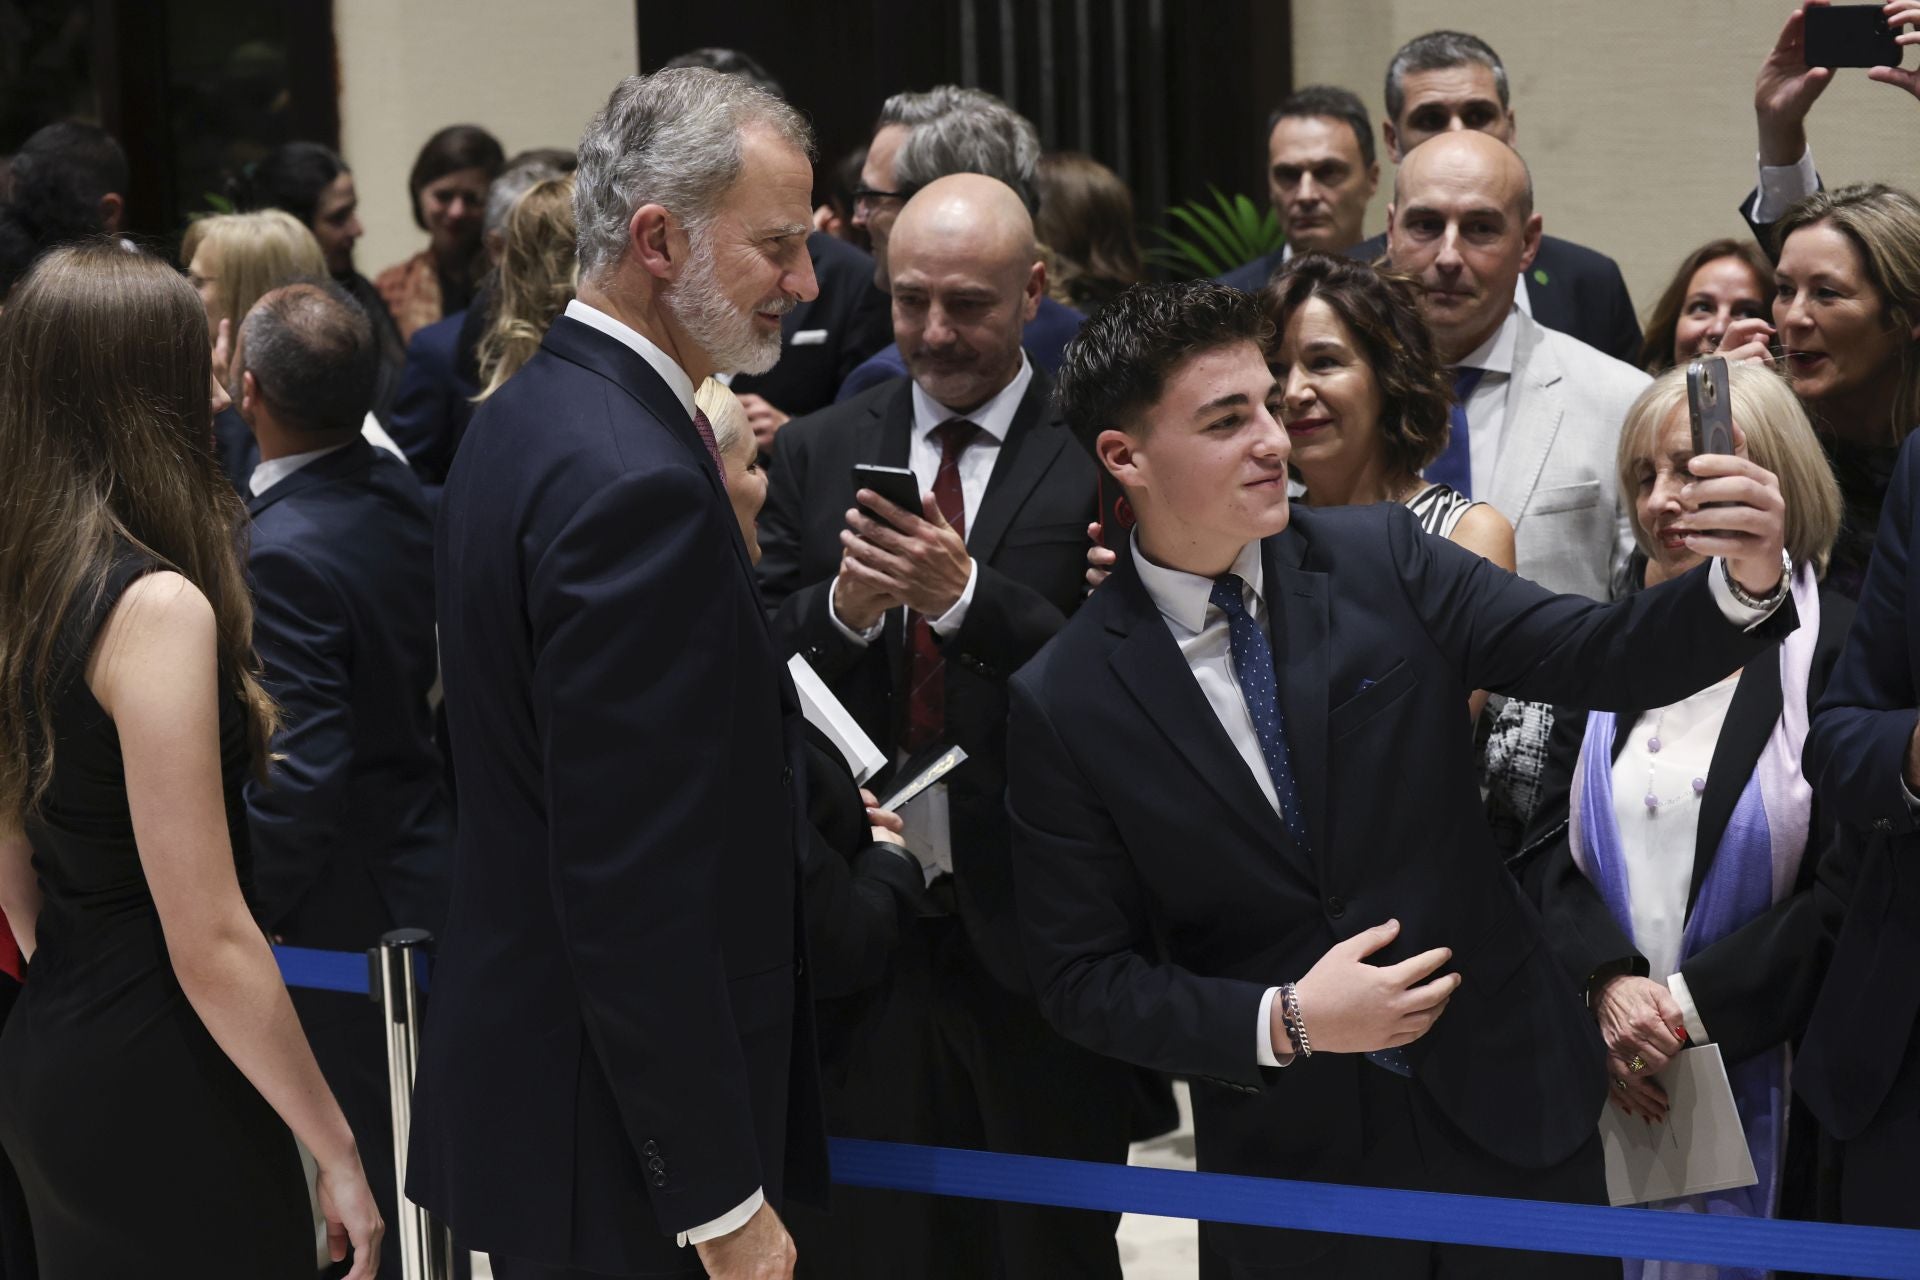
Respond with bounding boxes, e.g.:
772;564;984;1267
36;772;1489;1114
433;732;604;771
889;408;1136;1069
968;374;1068;563
1691;653;1781;908
1265;526;1330;878
1485;315;1566;529
1104;556;1291;852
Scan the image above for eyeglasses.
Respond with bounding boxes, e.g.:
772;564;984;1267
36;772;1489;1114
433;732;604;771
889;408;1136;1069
852;186;912;213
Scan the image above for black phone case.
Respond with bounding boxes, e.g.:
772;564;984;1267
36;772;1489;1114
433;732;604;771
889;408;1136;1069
1805;5;1903;68
852;465;925;524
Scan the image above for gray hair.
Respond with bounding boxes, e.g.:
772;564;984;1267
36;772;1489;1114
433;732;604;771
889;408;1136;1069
574;67;813;284
240;279;378;434
881;86;1041;215
1383;30;1510;124
485;149;576;239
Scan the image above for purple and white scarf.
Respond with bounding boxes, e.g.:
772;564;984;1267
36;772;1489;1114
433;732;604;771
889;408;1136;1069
1568;567;1818;1280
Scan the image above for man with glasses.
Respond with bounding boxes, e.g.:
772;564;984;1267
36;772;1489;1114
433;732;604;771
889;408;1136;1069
836;87;1087;403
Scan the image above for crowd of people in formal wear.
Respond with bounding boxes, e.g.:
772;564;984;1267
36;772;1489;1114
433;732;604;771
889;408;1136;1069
1;5;1919;1278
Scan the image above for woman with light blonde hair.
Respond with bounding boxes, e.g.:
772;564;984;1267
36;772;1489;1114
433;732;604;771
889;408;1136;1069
475;175;576;400
182;209;327;357
1525;362;1850;1262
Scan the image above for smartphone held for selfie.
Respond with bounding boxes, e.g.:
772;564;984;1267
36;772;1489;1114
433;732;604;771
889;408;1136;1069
851;463;925;528
1687;356;1736;459
1803;4;1905;69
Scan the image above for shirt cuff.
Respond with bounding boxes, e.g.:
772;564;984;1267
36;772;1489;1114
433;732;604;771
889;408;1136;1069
829;579;884;647
928;558;979;636
1666;971;1710;1045
1751;146;1818;225
676;1188;764;1248
1901;771;1920;815
1708;557;1786;631
1256;985;1294;1068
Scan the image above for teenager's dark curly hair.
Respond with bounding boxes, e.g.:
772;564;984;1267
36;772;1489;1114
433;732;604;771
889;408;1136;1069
1262;251;1454;478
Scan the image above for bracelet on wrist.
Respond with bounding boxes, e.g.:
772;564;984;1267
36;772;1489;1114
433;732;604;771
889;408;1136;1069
1721;548;1792;611
1280;981;1312;1058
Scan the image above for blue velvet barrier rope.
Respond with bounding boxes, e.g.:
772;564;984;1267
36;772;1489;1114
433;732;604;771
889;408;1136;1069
268;947;1920;1275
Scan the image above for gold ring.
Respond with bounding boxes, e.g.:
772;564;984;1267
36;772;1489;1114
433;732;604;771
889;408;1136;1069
1629;1055;1647;1074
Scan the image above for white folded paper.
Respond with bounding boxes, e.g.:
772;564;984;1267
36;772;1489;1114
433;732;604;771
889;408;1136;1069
1600;1043;1759;1207
787;654;887;785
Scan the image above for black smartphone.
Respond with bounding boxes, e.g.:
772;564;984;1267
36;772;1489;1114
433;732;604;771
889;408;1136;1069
1687;356;1736;458
1804;4;1905;68
851;463;925;527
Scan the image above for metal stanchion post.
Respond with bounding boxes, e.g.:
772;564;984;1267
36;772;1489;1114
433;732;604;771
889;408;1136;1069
376;928;452;1280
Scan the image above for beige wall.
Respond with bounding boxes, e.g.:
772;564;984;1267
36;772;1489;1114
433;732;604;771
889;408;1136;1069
1293;0;1913;335
333;0;638;281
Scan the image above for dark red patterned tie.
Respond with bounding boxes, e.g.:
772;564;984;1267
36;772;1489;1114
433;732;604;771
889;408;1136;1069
691;407;726;484
903;419;979;751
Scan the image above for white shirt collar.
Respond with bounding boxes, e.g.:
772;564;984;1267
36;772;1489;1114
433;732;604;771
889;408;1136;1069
1130;530;1266;636
1456;303;1521;376
909;352;1034;445
562;298;698;421
249;441;353;498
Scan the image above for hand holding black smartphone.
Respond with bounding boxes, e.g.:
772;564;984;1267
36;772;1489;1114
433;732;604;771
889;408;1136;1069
1804;4;1908;68
851;463;926;529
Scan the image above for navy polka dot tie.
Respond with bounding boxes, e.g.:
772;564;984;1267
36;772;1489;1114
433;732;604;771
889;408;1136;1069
1209;574;1308;845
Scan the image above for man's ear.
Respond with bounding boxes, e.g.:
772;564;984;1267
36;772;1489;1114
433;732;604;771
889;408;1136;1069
1517;212;1544;273
1096;427;1144;492
98;192;124;235
1362;162;1381;201
239;369;260;418
1384;202;1400;254
1023;261;1045;324
628;204;682;282
1382;119;1403;166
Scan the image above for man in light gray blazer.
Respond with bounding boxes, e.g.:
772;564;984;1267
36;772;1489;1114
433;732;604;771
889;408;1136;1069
1385;129;1647;602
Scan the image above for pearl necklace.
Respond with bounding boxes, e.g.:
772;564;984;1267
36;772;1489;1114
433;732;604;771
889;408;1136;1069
1643;708;1705;812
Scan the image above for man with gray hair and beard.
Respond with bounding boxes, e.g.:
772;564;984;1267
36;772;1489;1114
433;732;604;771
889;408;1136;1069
409;68;824;1280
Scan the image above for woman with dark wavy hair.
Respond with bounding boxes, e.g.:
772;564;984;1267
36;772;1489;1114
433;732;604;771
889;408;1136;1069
0;242;382;1276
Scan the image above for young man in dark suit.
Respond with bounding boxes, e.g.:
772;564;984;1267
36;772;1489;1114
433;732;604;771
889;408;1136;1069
1800;429;1920;1230
233;279;451;1280
410;69;827;1280
758;173;1132;1280
1009;281;1796;1278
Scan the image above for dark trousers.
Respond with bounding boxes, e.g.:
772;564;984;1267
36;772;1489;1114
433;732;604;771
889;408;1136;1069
1201;1066;1612;1280
490;1257;690;1280
793;918;1133;1280
1840;1096;1920;1231
0;978;33;1280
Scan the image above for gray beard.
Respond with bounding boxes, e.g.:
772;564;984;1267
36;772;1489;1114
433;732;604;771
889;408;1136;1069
668;231;784;376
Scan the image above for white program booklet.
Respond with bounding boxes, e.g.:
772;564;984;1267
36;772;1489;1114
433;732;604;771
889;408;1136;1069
787;654;887;785
1600;1043;1759;1207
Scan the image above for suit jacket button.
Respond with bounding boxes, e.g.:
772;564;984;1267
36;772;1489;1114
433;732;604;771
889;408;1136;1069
1875;818;1893;832
1326;896;1346;919
782;766;794;786
648;1157;665;1172
642;1140;659;1156
653;1172;669;1188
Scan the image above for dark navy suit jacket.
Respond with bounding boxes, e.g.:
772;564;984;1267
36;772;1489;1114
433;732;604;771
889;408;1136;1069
384;309;476;513
1801;429;1920;1140
834;295;1085;403
1007;502;1796;1263
409;315;826;1272
244;440;451;947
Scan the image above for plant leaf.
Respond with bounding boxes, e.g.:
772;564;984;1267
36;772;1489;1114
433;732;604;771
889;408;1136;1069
1169;205;1239;268
1146;225;1225;278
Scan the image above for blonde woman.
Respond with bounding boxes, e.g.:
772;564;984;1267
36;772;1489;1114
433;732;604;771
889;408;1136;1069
1524;363;1849;1267
183;209;404;490
475;176;577;401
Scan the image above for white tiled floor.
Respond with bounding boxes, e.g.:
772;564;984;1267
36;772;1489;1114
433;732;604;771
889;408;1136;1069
468;1082;1202;1279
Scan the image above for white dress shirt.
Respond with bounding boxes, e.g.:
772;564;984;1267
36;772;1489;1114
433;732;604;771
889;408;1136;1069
1452;305;1522;502
1608;675;1740;1043
1748;147;1821;227
1134;530;1783;1070
247;414;407;498
562;297;762;1249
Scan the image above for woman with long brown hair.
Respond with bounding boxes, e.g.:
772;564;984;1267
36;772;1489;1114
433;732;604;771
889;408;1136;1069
474;174;576;401
0;242;382;1276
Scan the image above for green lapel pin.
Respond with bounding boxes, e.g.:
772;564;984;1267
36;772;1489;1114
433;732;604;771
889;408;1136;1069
1533;268;1550;286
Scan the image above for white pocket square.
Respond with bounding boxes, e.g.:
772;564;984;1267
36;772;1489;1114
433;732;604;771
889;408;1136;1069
791;329;829;346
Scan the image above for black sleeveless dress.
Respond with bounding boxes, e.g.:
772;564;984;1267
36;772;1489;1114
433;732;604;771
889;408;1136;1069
0;552;312;1276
